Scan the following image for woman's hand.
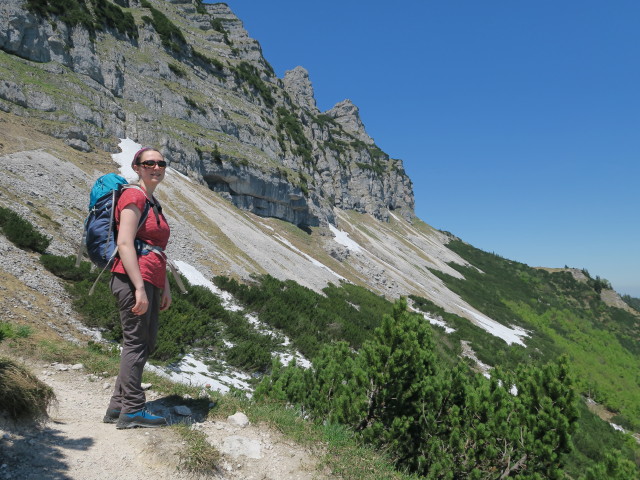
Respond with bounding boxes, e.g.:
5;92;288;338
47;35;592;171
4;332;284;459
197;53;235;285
132;286;149;315
160;288;172;311
160;276;172;311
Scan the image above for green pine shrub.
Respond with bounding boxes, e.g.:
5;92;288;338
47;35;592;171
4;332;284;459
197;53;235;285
141;1;187;53
184;96;207;116
226;338;272;372
91;0;138;39
257;298;581;478
232;62;275;107
213;275;394;359
313;114;339;129
26;0;94;36
0;206;51;253
38;254;276;368
276;107;313;163
169;62;188;78
191;49;224;73
152;280;222;362
25;0;137;40
40;254;95;281
194;0;207;15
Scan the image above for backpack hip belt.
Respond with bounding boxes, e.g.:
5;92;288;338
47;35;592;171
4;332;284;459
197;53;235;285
138;242;187;295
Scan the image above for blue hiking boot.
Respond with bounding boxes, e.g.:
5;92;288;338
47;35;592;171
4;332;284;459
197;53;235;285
103;408;121;424
116;409;167;429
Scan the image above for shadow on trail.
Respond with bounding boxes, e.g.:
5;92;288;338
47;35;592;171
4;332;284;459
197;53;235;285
0;421;94;480
147;394;215;426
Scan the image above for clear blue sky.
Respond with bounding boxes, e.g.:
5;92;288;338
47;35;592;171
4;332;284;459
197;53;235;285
216;1;639;297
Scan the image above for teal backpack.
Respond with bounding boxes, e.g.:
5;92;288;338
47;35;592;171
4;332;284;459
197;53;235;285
77;173;186;295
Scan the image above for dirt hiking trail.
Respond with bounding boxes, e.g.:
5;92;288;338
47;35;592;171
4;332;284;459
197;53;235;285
0;359;329;480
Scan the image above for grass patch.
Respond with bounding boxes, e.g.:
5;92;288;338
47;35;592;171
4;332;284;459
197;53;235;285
173;423;222;474
0;322;55;422
0;357;55;421
0;322;32;341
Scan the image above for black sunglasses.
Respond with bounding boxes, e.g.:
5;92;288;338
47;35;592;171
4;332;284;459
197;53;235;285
137;160;167;168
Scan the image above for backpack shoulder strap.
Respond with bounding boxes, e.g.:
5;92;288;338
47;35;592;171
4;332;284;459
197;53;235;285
119;184;152;227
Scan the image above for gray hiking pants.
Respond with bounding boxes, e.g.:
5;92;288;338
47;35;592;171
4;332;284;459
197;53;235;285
108;273;160;414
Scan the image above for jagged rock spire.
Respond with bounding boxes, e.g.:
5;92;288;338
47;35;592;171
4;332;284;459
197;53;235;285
326;99;374;145
283;67;319;113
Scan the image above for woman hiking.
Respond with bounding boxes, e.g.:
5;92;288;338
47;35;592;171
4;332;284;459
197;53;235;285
103;147;172;429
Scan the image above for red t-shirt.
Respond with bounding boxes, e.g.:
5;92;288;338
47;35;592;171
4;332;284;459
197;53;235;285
111;187;170;288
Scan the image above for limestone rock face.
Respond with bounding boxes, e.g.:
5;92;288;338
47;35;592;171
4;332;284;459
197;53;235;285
202;159;324;227
0;0;415;227
283;67;318;113
0;1;103;83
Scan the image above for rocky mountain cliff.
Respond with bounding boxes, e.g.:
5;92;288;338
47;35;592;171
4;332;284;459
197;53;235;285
0;0;414;227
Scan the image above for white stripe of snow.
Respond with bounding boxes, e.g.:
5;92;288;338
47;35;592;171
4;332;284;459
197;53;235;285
421;312;456;334
457;305;529;346
112;138;141;181
175;260;242;311
610;423;625;432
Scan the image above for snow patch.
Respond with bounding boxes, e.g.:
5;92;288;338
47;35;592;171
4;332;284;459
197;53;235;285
175;260;242;311
610;423;625;432
278;352;312;369
111;138;141;181
146;353;250;393
111;138;190;183
457;305;529;346
330;225;362;252
421;312;455;334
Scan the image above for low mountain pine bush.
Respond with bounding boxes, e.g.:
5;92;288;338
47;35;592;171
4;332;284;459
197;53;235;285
0;206;51;253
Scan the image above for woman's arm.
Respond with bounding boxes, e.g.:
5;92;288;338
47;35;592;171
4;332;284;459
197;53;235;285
117;204;148;315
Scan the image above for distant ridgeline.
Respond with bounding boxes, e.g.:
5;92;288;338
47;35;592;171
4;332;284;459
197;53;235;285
0;0;414;227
